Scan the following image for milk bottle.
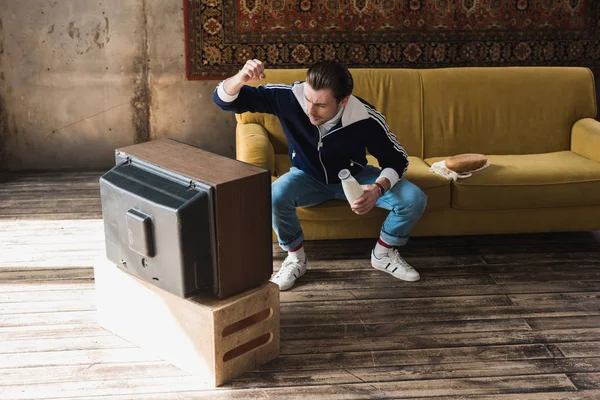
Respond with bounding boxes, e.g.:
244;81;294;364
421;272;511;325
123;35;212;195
338;169;364;205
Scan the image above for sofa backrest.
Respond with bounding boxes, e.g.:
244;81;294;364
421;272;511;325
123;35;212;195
420;67;597;158
236;66;596;162
236;68;424;157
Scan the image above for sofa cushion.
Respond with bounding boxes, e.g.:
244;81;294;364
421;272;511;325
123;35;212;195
426;151;600;210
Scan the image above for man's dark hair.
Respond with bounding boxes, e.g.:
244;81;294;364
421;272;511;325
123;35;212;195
306;61;353;102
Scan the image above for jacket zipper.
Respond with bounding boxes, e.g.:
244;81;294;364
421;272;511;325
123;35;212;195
316;127;328;184
350;159;364;168
317;125;350;184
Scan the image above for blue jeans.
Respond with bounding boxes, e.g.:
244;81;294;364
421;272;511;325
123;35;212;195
272;166;427;251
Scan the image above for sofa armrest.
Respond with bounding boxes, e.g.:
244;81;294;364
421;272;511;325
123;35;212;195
236;123;275;175
571;118;600;163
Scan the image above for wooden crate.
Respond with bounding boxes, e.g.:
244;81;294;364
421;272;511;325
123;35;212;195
94;257;280;387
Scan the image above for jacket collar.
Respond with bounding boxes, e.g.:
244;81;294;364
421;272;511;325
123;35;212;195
291;82;370;128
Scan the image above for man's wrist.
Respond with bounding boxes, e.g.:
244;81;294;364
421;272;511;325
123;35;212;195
373;182;385;197
220;72;248;100
218;80;240;102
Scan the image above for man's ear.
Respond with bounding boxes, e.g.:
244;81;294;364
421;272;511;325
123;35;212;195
339;95;350;107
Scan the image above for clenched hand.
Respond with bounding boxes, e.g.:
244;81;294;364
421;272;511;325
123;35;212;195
238;59;266;83
351;184;381;215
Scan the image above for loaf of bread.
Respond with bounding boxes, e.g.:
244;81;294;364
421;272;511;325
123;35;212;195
445;153;488;172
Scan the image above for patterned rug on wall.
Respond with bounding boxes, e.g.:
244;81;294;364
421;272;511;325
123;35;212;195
184;0;600;80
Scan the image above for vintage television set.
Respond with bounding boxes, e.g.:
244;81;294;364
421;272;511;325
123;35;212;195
99;139;272;299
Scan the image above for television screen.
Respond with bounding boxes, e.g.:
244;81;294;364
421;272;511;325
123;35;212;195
99;154;216;298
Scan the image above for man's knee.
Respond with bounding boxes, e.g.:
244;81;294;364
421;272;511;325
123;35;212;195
407;187;427;218
390;183;427;216
271;179;293;212
411;187;427;214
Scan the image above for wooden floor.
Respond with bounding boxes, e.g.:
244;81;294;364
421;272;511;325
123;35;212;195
1;171;600;399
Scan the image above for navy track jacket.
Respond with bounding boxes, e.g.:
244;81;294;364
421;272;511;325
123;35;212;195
213;81;409;185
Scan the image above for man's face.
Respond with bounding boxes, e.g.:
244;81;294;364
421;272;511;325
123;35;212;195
304;84;349;126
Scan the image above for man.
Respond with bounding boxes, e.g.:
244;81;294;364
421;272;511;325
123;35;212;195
213;59;427;291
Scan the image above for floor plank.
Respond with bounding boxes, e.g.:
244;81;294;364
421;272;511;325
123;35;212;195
0;220;104;267
1;375;575;400
54;391;600;400
280;328;600;355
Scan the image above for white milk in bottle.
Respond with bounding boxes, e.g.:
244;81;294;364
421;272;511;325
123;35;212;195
338;169;364;205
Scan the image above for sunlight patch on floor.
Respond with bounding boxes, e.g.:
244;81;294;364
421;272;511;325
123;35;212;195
0;219;105;268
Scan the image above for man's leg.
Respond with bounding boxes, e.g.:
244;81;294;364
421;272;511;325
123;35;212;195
271;167;334;290
375;179;427;247
341;166;427;281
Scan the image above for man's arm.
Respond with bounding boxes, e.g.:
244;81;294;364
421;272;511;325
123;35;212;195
213;59;283;115
352;120;409;215
221;59;266;99
365;121;409;185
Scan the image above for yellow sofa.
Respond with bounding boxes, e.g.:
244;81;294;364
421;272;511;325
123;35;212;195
235;67;600;239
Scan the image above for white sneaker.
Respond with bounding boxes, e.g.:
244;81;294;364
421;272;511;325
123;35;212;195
270;255;307;291
371;248;420;282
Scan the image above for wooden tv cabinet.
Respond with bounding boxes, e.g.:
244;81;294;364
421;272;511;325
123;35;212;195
115;139;272;299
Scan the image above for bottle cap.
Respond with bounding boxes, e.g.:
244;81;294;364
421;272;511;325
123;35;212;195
338;169;351;180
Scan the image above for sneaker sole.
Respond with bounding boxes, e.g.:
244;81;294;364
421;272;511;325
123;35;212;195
371;261;420;282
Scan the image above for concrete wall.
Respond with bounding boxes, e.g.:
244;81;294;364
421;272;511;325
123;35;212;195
0;0;236;171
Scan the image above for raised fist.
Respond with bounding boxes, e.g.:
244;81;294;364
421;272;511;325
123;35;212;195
238;59;266;83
